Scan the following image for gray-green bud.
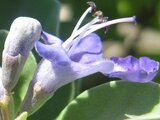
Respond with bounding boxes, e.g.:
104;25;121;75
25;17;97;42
2;17;42;91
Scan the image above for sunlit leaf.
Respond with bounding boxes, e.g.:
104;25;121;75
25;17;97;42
56;80;160;120
29;81;79;120
15;112;28;120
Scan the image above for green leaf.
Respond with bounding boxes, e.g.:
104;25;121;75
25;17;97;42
0;30;8;66
19;0;60;34
125;114;160;120
0;0;60;34
15;112;28;120
13;52;37;113
56;80;160;120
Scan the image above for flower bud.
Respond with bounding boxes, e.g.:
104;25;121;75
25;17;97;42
2;17;42;91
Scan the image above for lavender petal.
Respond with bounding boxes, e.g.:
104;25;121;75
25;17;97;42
108;56;159;83
69;33;103;64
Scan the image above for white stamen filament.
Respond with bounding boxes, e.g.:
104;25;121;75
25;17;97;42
63;16;135;51
67;16;99;56
63;12;135;56
71;7;92;36
63;17;100;49
68;17;100;41
83;16;136;37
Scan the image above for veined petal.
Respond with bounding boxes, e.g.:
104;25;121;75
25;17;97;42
108;56;159;82
69;33;103;64
139;57;159;72
110;56;138;71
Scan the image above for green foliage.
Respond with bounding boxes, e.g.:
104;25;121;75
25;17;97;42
56;81;160;120
0;30;8;66
29;82;78;120
15;112;28;120
0;0;60;34
13;52;37;114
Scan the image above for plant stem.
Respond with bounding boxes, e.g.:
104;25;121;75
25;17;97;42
1;107;9;120
0;90;11;120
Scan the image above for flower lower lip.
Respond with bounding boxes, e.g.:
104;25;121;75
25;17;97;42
108;56;159;83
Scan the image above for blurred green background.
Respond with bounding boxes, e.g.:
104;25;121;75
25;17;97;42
0;0;160;119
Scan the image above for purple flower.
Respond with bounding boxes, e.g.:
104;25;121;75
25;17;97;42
34;18;136;93
21;32;114;114
21;2;136;114
108;56;159;83
34;33;113;92
31;7;135;94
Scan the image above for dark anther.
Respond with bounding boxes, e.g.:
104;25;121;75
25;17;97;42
102;17;108;22
102;17;109;34
93;10;103;18
87;1;96;12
